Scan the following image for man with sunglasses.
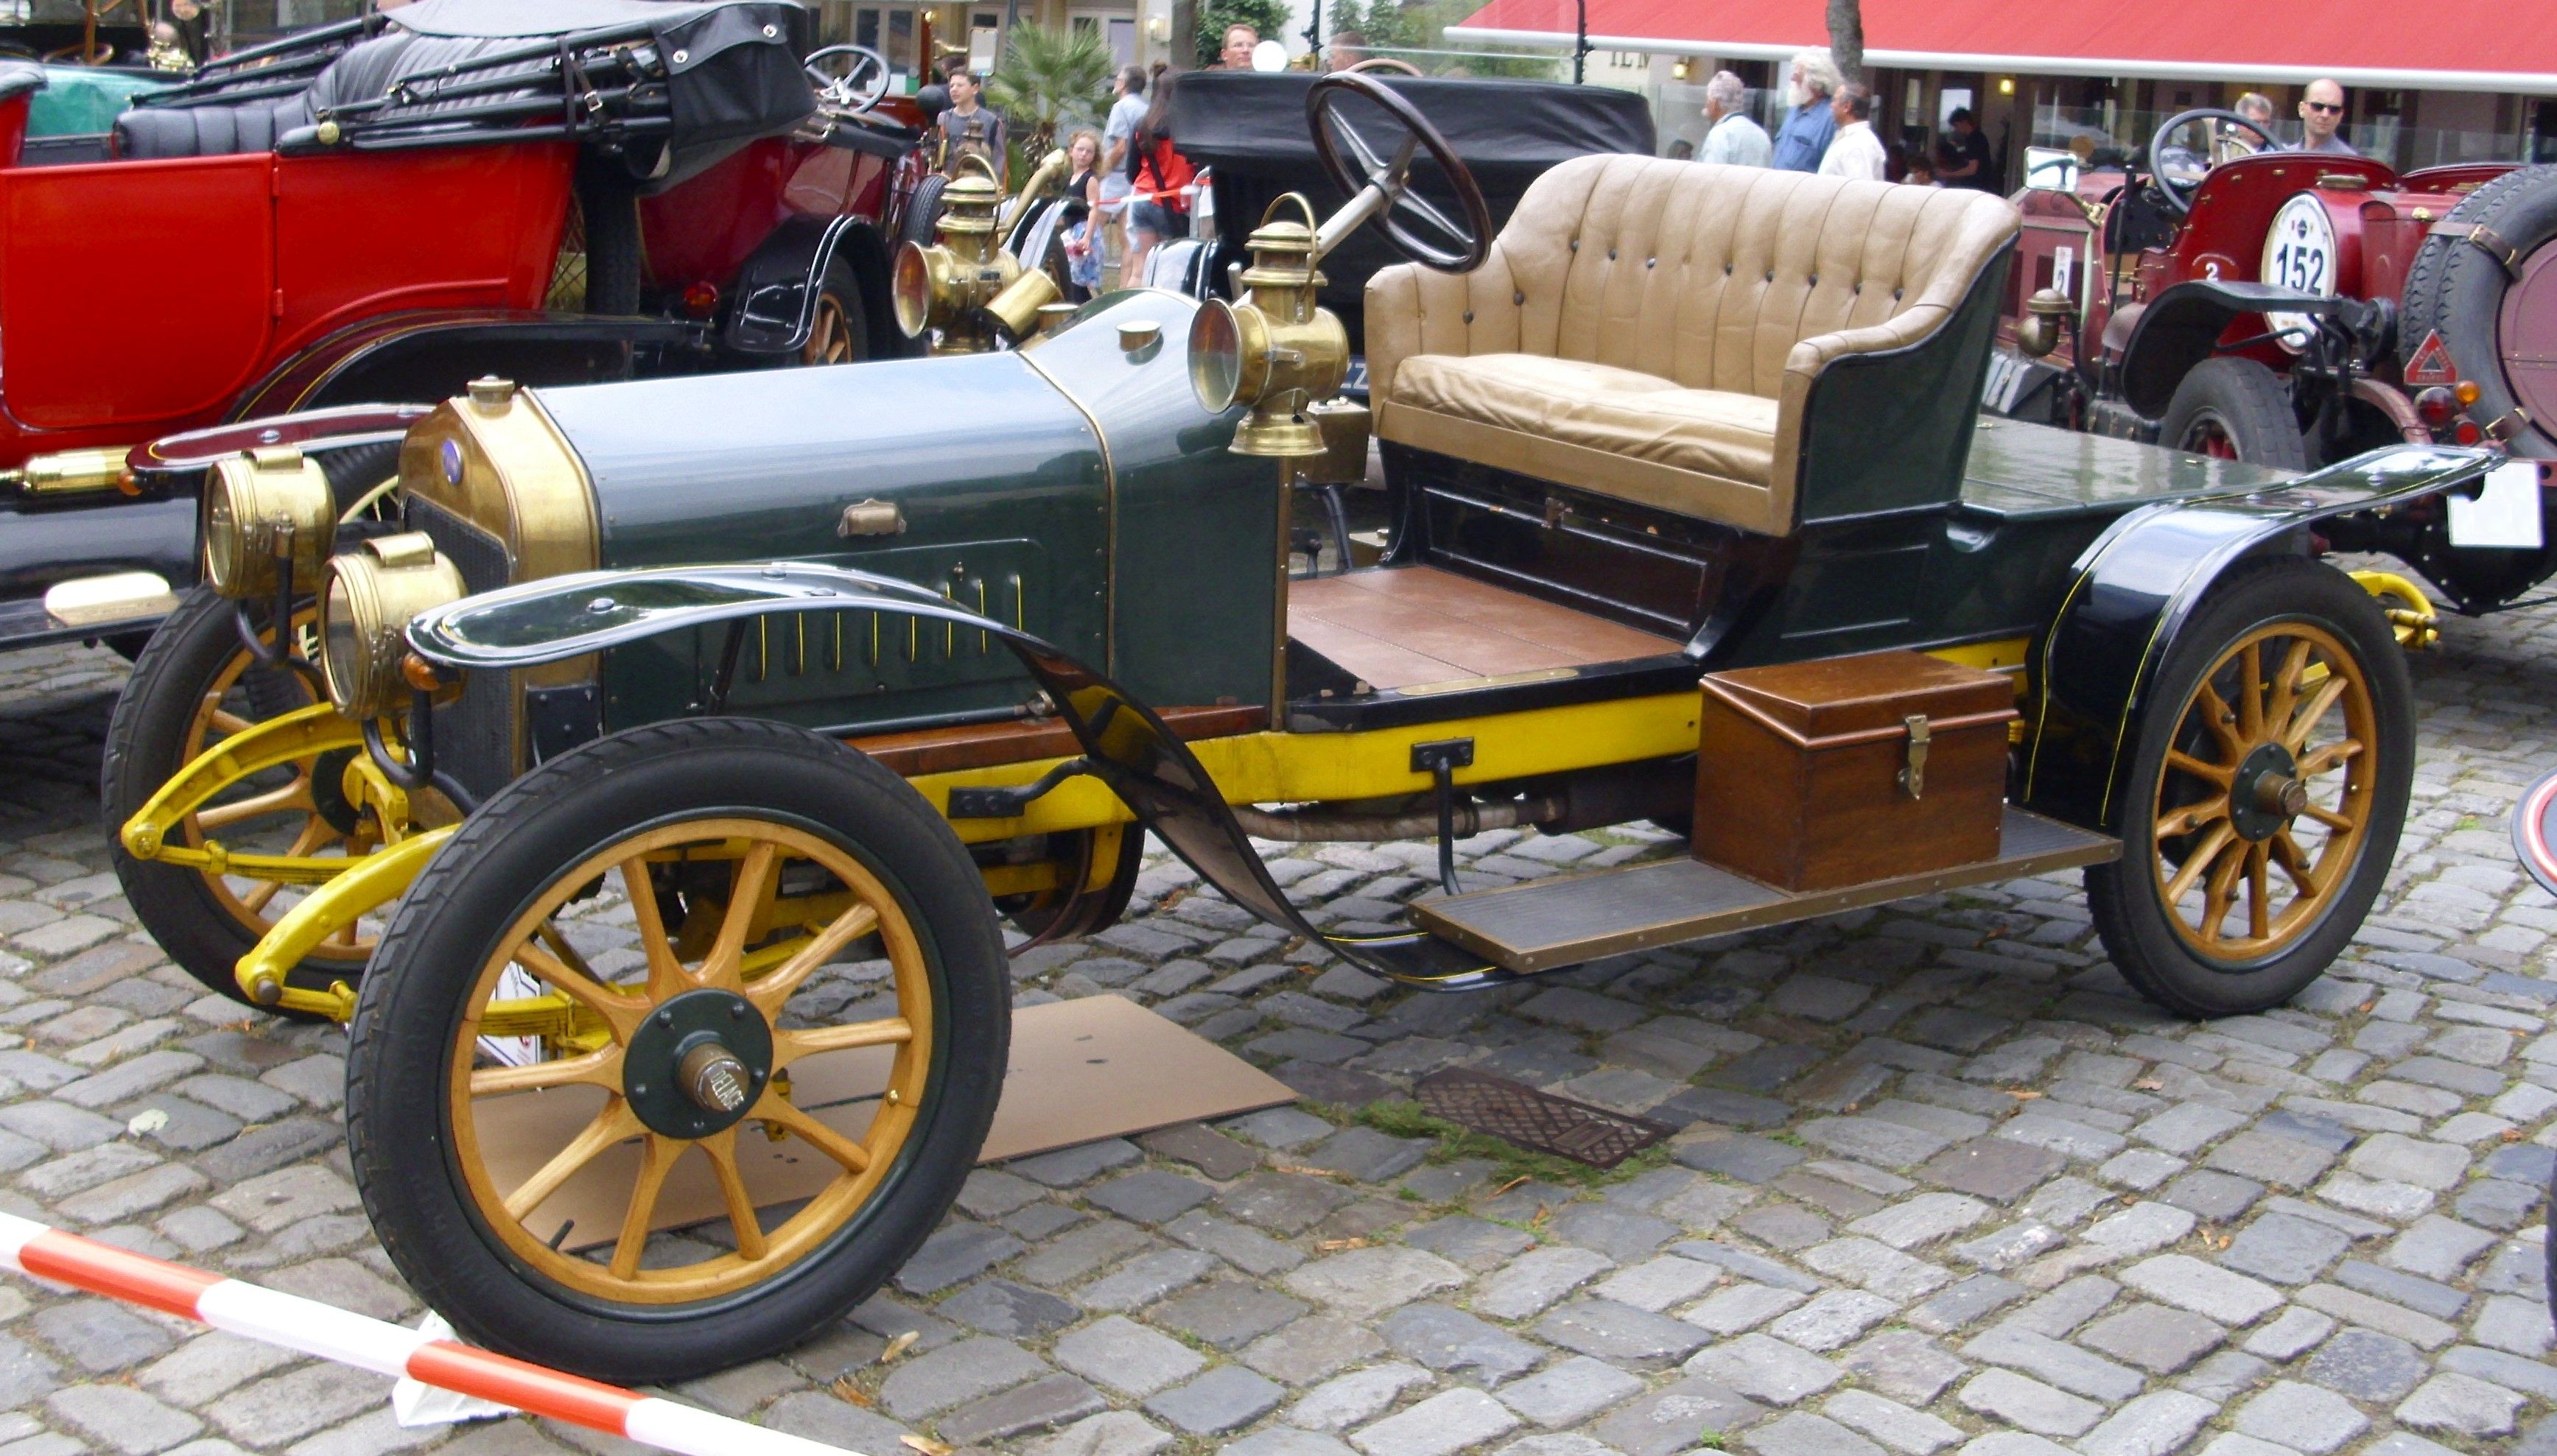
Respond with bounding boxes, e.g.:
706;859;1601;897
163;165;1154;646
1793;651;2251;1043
2295;79;2357;155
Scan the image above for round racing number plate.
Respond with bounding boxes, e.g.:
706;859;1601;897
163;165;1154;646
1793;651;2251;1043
2515;768;2557;901
2260;192;2337;354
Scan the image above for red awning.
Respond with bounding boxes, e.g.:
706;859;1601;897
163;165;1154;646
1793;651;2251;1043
1449;0;2557;94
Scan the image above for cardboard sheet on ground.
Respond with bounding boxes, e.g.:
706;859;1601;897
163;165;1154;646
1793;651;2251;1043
474;995;1296;1252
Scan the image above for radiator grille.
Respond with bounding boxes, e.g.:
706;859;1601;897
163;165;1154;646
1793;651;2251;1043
408;498;519;801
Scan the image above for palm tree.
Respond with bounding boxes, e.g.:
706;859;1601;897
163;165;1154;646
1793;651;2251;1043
986;24;1113;161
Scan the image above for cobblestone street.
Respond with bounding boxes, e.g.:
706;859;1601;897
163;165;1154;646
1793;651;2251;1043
0;600;2550;1456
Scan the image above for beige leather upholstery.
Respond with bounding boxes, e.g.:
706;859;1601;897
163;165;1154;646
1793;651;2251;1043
1368;155;2020;534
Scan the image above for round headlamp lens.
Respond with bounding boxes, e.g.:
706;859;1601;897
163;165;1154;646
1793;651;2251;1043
203;472;242;594
893;242;933;338
322;570;365;715
317;533;465;720
1189;300;1242;412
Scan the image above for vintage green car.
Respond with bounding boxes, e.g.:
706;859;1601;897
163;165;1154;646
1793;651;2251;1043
105;77;2487;1380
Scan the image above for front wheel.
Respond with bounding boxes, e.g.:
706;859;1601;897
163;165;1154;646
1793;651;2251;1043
2158;357;2308;469
346;718;1008;1382
2087;558;2413;1017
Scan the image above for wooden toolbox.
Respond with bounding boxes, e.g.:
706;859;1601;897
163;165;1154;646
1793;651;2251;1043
1693;650;2016;892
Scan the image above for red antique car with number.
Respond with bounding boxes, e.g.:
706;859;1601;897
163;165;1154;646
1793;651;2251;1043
0;0;936;653
1986;110;2557;617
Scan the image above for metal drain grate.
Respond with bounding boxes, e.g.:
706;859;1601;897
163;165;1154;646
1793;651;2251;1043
1414;1067;1674;1169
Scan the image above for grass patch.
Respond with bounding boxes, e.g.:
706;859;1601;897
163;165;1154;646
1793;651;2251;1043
1355;1098;1672;1189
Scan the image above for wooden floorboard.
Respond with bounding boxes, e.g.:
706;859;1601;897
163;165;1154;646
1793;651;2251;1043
1288;566;1680;691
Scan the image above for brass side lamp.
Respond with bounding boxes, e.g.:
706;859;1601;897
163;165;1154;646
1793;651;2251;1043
893;153;1060;354
2015;287;2074;359
1187;194;1350;459
203;446;334;599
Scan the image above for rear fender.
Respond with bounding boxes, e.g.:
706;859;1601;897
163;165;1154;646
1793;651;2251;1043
720;216;902;359
407;562;1510;990
223;310;706;423
2021;444;2496;831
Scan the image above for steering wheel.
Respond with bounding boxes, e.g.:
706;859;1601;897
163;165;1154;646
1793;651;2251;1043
1343;57;1423;77
2143;108;2279;217
1307;71;1490;273
804;44;890;116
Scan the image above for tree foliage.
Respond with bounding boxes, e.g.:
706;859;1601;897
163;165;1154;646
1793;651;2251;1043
1825;0;1863;84
1194;0;1289;66
986;22;1115;158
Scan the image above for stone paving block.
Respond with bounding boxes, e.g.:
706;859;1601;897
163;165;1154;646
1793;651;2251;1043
1241;1316;1386;1387
1012;1139;1144;1188
2158;1169;2264;1222
1493;1357;1644;1429
1590;1378;1765;1456
2228;1379;2368;1452
1053;1316;1204;1397
879;1336;1046;1418
2293;1282;2458;1348
1683;1333;1839;1405
1918;1139;2065;1203
1819;1389;1960;1455
1799;1237;1951;1299
1139;1122;1260;1181
1283;1247;1465;1320
1222;1173;1358;1234
2074;1302;2225;1374
1905;1274;2026;1334
1845;1192;1988;1250
1762;1290;1895;1353
1533;1299;1705;1369
942;1279;1079;1339
1737;1413;1880;1456
1381;1303;1542;1383
1671;1133;1803;1183
1954;1369;2102;1438
1471;1248;1613;1322
2393;1371;2525;1439
2219;1210;2351;1284
1960;1323;2144;1401
1590;1256;1718;1312
1347;1386;1518;1456
1087;1170;1216;1225
2117;1255;2282;1326
1079;1248;1218;1310
1287;1364;1433;1432
895;1219;1025;1295
1146;1365;1287;1436
940;1372;1109;1445
2072;1390;2217;1456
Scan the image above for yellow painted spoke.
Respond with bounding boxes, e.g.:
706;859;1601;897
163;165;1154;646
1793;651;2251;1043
2301;802;2357;832
502;1100;642;1221
2245;842;2271;941
208;708;257;739
196;778;316;831
700;843;781;991
2270;830;2321;896
2194;682;2246;756
512;940;648;1045
746;902;880;1019
236;819;332;914
753;1092;872;1174
2294;736;2363;779
774;1016;913;1069
2163;822;2237;905
2198;836;2248;944
2282;675;2350;753
536;921;607;986
2236;642;2265;739
608;1135;682;1281
2164;750;2234;788
2265;638;2312;731
701;1130;769;1262
621;857;691;1002
2156;795;2228;842
469;1046;621;1097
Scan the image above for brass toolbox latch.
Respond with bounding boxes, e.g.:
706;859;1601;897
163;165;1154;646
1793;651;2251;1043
1899;714;1931;799
838;499;905;538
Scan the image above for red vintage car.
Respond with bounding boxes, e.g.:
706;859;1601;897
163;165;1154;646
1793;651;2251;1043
0;0;936;651
1985;109;2557;616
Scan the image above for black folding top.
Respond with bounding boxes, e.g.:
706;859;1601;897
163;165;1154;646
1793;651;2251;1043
386;0;797;41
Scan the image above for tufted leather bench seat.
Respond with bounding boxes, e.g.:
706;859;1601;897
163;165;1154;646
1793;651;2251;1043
115;30;521;160
1367;155;2020;536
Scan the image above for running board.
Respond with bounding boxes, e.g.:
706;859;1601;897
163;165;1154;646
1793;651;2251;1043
1412;807;2119;974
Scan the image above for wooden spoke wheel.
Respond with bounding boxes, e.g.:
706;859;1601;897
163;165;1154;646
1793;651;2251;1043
799;256;868;368
2088;559;2412;1017
348;719;1006;1382
102;587;427;1015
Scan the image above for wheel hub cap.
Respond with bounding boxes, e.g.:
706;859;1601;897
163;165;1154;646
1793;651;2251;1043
2230;741;2304;842
624;988;773;1138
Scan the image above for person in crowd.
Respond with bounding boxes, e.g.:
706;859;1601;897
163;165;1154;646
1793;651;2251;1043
933;66;1008;185
1697;70;1772;167
1098;64;1148;278
1935;108;1996;189
1121;69;1195;286
1901;152;1939;186
1218;23;1257;69
2212;91;2279;159
2295;78;2356;154
1326;29;1368;69
1769;47;1839;172
1819;84;1887;181
1059;127;1106;299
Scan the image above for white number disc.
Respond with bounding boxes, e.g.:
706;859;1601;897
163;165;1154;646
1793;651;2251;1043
2259;193;2337;354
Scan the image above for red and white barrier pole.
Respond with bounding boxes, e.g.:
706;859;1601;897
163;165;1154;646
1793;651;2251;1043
0;1213;858;1456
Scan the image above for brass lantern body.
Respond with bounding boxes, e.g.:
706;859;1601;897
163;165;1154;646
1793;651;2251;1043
893;157;1059;354
320;532;467;721
203;446;335;599
1188;197;1349;460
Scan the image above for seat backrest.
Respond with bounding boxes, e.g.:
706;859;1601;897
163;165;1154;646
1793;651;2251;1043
1392;153;2017;402
113;30;519;160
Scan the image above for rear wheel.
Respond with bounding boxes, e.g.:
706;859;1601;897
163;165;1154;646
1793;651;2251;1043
2399;163;2557;456
2158;358;2308;469
801;256;868;367
2088;559;2411;1017
346;718;1007;1381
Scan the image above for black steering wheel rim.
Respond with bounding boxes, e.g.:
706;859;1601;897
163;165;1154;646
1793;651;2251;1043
804;43;890;116
1306;71;1491;273
2144;108;2279;217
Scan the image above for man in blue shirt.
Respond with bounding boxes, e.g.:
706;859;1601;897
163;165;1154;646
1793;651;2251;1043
1769;47;1842;172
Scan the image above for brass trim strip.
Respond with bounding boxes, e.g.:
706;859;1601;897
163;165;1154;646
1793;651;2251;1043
1010;350;1118;674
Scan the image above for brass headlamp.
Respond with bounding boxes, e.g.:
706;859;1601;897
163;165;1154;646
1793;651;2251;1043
203;446;334;599
892;153;1060;354
2015;287;2074;359
320;532;466;720
1187;194;1350;459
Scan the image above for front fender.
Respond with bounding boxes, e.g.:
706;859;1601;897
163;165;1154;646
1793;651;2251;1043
2021;444;2495;830
225;310;707;423
410;563;1509;990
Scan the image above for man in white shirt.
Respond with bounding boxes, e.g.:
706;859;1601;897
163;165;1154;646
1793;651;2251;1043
1817;84;1887;181
1696;71;1770;167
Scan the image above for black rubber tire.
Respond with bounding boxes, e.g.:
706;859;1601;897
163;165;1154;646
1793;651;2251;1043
799;254;869;367
1006;826;1145;943
2156;357;2309;470
346;718;1009;1382
897;172;950;253
2399;163;2557;457
575;161;648;317
102;586;346;1019
2086;558;2413;1019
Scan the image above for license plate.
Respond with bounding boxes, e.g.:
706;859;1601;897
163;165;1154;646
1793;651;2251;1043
2446;460;2545;549
1343;356;1369;398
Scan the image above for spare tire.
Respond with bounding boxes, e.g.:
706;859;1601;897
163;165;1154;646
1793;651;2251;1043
2397;163;2557;458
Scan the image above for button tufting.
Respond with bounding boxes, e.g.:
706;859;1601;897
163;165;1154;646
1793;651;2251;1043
1515;291;1526;305
1645;257;1655;267
1607;248;1618;261
1462;309;1474;323
1569;238;1579;250
1807;274;1817;285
